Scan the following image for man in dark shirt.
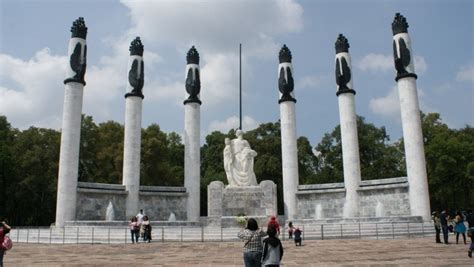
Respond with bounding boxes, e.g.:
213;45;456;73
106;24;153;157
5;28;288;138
439;209;449;244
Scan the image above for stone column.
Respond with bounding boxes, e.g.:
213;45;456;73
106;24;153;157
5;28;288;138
184;46;201;221
278;45;299;220
392;13;430;221
335;34;361;218
55;17;88;227
123;37;145;219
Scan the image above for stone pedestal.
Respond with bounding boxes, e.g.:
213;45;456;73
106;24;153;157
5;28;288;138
208;180;277;225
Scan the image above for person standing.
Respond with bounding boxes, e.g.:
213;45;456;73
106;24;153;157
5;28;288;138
454;211;467;245
267;216;280;236
0;221;12;267
287;221;294;240
432;211;442;243
466;209;473;258
238;218;267;267
261;226;284;267
128;217;139;243
141;216;152;243
136;209;144;225
440;209;449;244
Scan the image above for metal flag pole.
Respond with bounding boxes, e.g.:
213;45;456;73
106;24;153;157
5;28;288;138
239;43;242;130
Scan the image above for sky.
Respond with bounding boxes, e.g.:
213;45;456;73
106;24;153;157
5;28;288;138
0;0;473;147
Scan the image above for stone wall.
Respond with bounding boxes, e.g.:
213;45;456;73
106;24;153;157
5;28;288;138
76;182;127;221
208;180;277;226
76;183;188;221
296;177;410;219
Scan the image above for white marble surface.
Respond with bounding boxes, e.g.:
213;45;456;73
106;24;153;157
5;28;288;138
123;96;142;219
65;38;86;79
184;102;200;221
338;93;361;218
56;81;84;227
393;33;415;74
223;130;258;187
279;101;299;220
397;77;431;221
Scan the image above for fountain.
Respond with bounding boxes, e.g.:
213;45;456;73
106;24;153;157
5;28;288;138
315;203;324;220
168;212;176;222
375;201;385;217
105;201;115;221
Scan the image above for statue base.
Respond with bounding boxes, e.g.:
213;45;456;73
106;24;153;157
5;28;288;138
207;180;277;226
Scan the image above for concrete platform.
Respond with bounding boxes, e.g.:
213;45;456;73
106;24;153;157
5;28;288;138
4;237;473;266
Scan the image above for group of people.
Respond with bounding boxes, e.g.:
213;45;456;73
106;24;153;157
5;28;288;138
432;209;474;258
129;209;152;243
238;216;303;267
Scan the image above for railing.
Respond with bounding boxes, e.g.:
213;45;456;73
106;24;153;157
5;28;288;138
8;222;435;244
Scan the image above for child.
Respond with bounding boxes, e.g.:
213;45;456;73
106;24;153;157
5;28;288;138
261;225;283;266
288;221;294;239
293;227;302;246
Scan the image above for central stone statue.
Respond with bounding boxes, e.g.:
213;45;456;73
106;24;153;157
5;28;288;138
223;130;258;186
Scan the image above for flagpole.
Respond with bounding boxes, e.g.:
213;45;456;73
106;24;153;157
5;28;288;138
239;43;242;130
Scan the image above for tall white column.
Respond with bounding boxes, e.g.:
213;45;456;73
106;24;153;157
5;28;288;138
123;37;144;219
392;13;430;221
335;34;361;218
56;18;88;227
184;46;201;221
278;45;299;220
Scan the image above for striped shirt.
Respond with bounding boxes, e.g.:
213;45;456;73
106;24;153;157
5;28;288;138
238;229;267;253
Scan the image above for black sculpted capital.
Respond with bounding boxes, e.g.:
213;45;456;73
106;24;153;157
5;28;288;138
278;66;296;103
184;67;201;104
393;38;411;76
128;59;144;98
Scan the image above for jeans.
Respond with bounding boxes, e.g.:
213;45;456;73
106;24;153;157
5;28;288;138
243;251;262;267
130;230;139;243
435;227;441;243
441;225;449;244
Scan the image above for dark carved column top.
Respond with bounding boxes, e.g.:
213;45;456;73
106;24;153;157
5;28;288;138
71;17;87;39
279;44;292;63
335;34;350;54
187;46;200;65
392;13;409;35
130;37;144;56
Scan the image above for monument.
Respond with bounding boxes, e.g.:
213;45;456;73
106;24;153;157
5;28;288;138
392;13;431;221
123;37;145;219
224;130;258;187
56;17;88;227
184;46;202;222
278;44;299;221
335;34;361;218
208;131;277;226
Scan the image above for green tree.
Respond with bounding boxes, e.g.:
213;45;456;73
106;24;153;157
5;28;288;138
0;116;18;222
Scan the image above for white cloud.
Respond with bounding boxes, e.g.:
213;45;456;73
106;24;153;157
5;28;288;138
0;49;67;129
120;0;303;56
369;86;401;122
456;65;474;82
357;53;427;74
357;53;392;72
208;115;259;133
298;75;323;90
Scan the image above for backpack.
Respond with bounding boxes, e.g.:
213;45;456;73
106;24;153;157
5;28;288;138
2;235;12;250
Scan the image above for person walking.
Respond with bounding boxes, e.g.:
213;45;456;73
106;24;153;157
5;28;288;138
440;209;449;244
238;218;267;267
432;211;442;243
0;221;12;267
128;217;139;243
466;209;474;258
261;225;284;267
454;211;467;245
267;216;280;236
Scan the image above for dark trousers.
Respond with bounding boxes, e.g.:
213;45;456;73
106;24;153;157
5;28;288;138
442;225;449;244
130;229;139;243
243;251;262;267
435;227;441;243
0;249;4;267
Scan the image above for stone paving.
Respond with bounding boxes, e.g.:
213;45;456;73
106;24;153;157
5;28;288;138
4;237;473;266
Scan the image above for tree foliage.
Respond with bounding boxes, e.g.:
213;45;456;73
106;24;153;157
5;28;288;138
0;111;472;225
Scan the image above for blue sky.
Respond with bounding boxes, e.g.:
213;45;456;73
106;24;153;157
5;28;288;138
0;0;472;147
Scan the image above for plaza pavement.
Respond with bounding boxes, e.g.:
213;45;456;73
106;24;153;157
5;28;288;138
4;237;473;266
